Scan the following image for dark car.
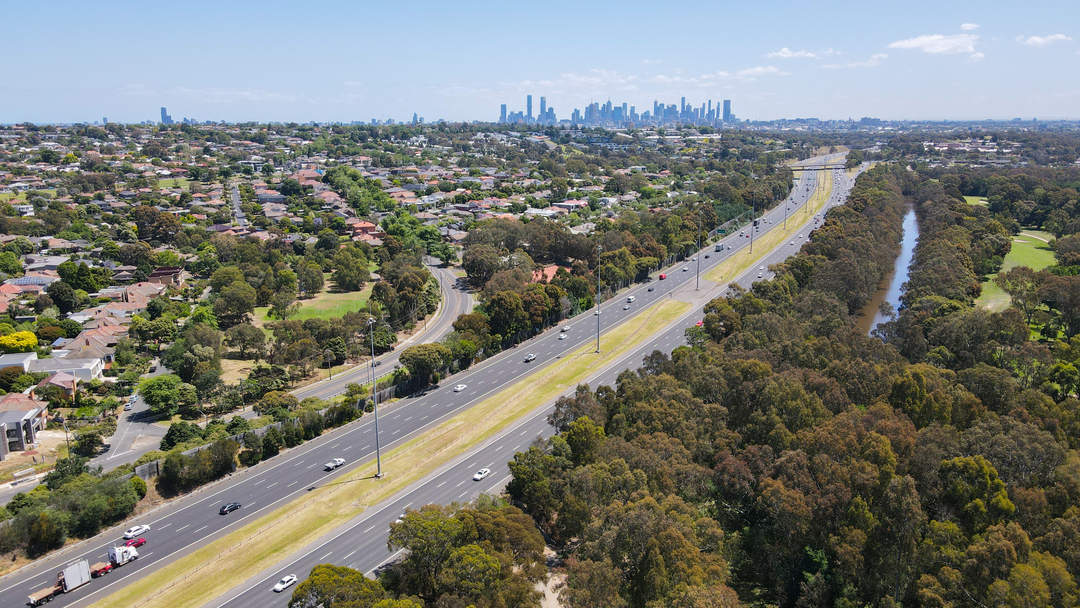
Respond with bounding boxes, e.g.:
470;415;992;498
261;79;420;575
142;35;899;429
219;502;241;515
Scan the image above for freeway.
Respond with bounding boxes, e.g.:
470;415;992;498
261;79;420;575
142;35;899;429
0;154;854;608
211;158;861;608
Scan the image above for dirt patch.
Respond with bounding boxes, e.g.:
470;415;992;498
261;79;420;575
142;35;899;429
0;430;69;483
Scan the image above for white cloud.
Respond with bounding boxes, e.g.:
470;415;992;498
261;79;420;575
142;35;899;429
641;58;663;65
823;53;887;69
960;23;979;31
1017;33;1073;46
888;33;979;55
735;65;789;78
767;47;816;59
969;52;985;61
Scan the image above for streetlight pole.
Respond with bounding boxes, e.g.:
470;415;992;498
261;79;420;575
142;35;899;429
695;228;701;290
367;317;382;479
595;244;601;354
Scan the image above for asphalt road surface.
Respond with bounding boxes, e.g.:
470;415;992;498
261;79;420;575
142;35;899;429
0;155;858;608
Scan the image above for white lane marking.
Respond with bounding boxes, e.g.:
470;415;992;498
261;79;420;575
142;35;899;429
175;524;190;533
345;549;357;560
193;525;207;534
267;482;279;489
320;551;332;560
158;522;172;530
456;480;466;487
436;480;447;488
288;481;299;488
404;416;413;422
459;491;468;498
363;524;376;533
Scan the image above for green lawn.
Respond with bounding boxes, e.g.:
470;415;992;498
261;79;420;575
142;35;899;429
253;282;373;325
0;189;56;203
157;177;190;189
963;195;988;206
977;230;1056;312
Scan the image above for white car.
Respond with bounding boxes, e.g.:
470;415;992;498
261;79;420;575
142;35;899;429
623;304;630;310
524;353;536;362
123;524;150;539
473;468;491;481
453;384;467;392
324;458;345;471
682;266;689;272
558;334;567;340
560;326;569;332
273;575;297;593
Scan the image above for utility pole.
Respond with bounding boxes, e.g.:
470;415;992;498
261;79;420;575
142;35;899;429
595;244;601;353
367;317;382;479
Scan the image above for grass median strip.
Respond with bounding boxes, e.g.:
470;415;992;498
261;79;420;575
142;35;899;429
92;297;691;608
705;168;833;284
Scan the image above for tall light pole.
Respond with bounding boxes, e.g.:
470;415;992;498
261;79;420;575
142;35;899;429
595;244;601;354
695;222;701;291
367;317;382;479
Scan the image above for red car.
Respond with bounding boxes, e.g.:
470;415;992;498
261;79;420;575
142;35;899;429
659;273;667;280
125;537;146;548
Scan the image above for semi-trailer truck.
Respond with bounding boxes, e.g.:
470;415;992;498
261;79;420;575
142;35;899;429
27;560;91;606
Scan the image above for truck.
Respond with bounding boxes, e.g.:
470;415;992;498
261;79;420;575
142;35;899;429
108;545;139;567
714;243;724;252
27;560;91;606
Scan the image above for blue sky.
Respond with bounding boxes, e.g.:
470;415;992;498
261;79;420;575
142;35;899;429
2;0;1078;123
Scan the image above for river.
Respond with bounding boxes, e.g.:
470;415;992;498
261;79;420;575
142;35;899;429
858;205;919;335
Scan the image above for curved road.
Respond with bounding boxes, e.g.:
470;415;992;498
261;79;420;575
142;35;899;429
0;155;857;608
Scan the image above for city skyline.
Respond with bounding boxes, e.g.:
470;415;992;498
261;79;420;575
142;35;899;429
498;95;736;127
2;1;1079;122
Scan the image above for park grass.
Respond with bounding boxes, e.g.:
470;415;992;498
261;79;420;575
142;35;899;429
253;282;373;326
964;196;988;207
219;358;256;384
705;167;833;284
976;230;1056;312
91;297;690;608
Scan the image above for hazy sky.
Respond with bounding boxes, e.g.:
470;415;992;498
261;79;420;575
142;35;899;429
2;0;1077;123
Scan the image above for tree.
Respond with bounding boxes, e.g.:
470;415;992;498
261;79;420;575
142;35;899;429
296;260;324;298
45;281;77;314
288;564;394;608
26;509;67;557
225;323;266;360
436;543;501;600
331;246;370;292
72;429;103;457
0;331;38;353
268;290;299;321
399;343;451;389
462;244;501;288
996;266;1043;324
213;280;257;328
139;374;198;417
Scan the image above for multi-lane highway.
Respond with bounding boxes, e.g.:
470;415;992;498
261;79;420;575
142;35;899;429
212;158;861;608
0;154;857;608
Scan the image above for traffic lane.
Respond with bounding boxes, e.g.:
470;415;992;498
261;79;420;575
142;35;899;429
2;159;842;606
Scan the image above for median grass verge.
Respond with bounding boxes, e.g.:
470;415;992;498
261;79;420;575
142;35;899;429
92;297;691;608
705;167;833;284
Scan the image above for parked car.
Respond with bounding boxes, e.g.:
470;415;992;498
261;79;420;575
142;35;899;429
324;458;345;471
473;468;491;481
219;502;241;515
123;525;150;539
273;575;298;593
124;537;146;548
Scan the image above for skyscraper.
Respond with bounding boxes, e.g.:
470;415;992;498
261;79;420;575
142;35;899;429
722;99;732;122
526;95;533;121
159;106;173;124
500;104;507;123
540;96;546;117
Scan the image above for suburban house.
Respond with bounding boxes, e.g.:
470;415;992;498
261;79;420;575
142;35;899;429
0;393;48;460
28;357;104;381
